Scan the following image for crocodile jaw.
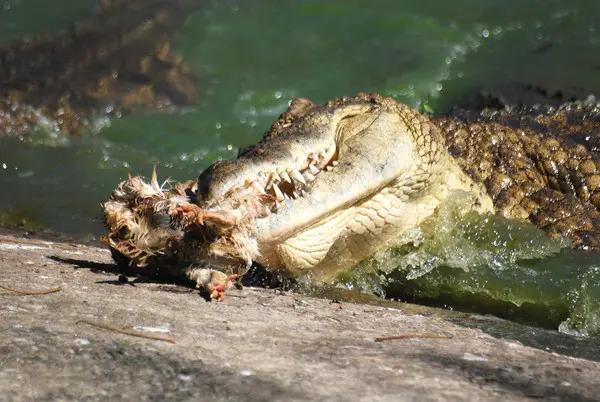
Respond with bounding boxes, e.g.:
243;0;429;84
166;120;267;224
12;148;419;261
103;94;494;280
197;96;461;275
267;158;494;279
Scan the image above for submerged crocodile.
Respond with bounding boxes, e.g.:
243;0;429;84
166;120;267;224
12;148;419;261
103;93;600;299
0;0;201;137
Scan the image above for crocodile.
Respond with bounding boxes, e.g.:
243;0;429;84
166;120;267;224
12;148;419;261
0;0;202;137
103;93;600;299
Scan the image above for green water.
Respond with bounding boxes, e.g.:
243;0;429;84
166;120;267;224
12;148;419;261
2;0;600;335
340;193;600;336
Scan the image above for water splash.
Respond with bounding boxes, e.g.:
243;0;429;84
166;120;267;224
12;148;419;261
341;192;600;336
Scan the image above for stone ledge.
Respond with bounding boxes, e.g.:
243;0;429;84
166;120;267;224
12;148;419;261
1;231;599;401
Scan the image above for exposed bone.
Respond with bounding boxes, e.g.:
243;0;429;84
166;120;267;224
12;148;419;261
151;166;160;190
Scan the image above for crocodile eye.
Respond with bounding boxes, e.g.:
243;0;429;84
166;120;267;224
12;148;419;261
335;107;381;143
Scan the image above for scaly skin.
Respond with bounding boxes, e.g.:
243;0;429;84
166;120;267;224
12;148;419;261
435;100;600;249
103;93;600;296
0;0;201;137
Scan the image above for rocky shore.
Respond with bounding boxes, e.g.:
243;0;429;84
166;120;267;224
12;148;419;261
1;229;600;401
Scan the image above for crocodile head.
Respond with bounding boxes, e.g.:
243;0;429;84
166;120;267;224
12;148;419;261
191;93;486;277
104;93;491;280
197;95;411;237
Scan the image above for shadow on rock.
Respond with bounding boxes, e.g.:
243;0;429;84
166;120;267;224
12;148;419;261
3;325;307;401
48;255;122;276
413;351;597;402
48;254;295;299
446;314;600;364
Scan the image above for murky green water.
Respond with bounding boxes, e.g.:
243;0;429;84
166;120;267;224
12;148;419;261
2;0;600;335
340;193;600;336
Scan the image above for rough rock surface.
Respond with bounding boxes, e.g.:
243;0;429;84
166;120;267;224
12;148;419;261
1;229;600;401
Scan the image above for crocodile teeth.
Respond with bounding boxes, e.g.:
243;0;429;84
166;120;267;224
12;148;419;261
332;161;339;166
280;171;292;183
304;172;315;181
292;191;300;199
290;169;306;185
273;183;285;201
309;164;320;175
318;152;330;168
326;166;333;171
265;172;279;189
252;181;266;194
